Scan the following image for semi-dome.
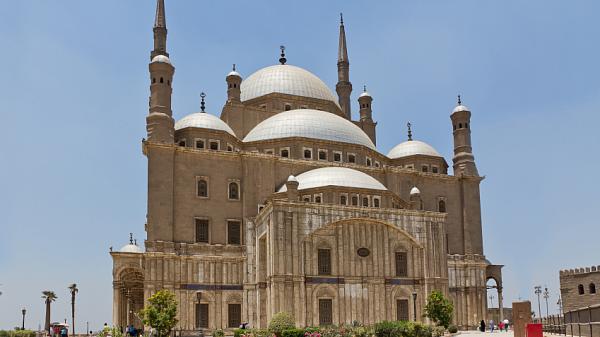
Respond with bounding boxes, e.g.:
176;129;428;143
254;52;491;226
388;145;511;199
278;167;387;192
410;187;421;195
120;243;143;253
175;112;237;137
387;140;442;159
243;109;375;149
240;64;338;104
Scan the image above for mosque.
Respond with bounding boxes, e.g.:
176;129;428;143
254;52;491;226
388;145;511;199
110;0;504;333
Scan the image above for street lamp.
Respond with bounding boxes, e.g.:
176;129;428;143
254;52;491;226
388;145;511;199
543;287;550;318
534;286;542;320
412;292;418;322
69;283;78;335
21;308;26;330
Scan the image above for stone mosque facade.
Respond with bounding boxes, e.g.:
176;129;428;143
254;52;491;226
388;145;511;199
110;0;504;333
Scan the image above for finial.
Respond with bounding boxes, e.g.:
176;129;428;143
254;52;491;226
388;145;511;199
200;92;206;112
129;233;134;245
340;13;344;25
232;64;236;71
457;94;462;106
407;122;413;141
363;85;367;92
279;45;287;65
134;239;137;246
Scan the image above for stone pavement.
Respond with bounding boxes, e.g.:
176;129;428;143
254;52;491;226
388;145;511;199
458;331;515;337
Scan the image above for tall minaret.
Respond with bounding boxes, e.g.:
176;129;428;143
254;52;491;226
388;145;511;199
451;95;479;176
151;0;168;59
336;13;352;119
146;0;176;243
146;0;175;143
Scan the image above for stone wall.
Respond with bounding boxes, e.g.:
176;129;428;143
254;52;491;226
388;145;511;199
560;266;600;312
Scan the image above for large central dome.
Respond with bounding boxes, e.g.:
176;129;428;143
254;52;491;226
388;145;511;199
243;109;376;149
240;64;339;103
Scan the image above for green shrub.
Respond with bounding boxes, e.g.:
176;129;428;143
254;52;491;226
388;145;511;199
448;325;458;334
424;291;454;329
234;329;244;337
431;326;445;337
374;321;432;337
281;328;305;337
268;312;295;337
0;331;36;337
212;329;225;337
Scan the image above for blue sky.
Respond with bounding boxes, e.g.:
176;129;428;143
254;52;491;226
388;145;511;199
1;0;599;331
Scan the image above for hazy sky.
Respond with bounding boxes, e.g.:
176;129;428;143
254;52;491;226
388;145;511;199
1;0;599;331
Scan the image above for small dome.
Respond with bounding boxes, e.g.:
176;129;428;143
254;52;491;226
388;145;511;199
287;175;298;183
410;187;421;195
278;167;387;192
240;64;338;104
227;70;241;78
243;109;375;149
120;243;143;253
359;91;372;98
175;112;237;137
453;105;470;113
151;55;171;64
387;140;442;159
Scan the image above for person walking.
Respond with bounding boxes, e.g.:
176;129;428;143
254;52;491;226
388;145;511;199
498;321;504;332
480;320;486;332
489;319;495;333
503;319;509;332
60;326;68;337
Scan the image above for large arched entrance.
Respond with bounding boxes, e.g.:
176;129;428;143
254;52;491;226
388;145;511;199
116;268;144;329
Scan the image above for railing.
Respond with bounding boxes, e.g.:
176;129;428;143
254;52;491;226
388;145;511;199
558;305;600;337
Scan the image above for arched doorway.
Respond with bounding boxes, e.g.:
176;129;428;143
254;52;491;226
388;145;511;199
117;269;144;329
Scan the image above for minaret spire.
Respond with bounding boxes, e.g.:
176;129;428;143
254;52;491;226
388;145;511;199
151;0;168;59
336;13;352;119
407;122;413;141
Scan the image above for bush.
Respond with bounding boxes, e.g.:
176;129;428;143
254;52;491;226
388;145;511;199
268;312;295;337
424;291;454;329
234;329;244;337
212;329;225;337
237;329;271;337
431;326;445;337
448;325;458;334
374;321;432;337
0;331;36;337
281;329;305;337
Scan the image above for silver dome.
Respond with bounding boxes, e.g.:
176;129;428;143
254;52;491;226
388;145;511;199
278;167;387;192
452;104;470;113
240;64;338;103
151;55;171;64
119;243;143;253
387;140;442;159
410;186;421;195
175;112;237;137
243;109;375;149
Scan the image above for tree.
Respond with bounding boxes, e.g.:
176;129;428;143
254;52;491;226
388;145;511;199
139;289;178;337
268;312;295;337
424;290;454;328
68;284;78;335
42;291;58;332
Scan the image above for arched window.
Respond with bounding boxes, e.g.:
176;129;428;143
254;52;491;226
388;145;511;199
314;195;322;203
465;122;469;129
304;149;312;159
280;149;289;158
578;284;585;295
340;195;347;205
395;251;408;277
351;196;358;206
284;104;292;111
152;78;156;84
197;179;208;197
459;123;462;128
160;77;164;83
362;197;369;207
233;83;237;88
228;182;239;200
590;283;597;294
438;200;446;213
373;198;380;208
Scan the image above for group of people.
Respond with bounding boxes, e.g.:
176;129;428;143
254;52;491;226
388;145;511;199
479;319;510;332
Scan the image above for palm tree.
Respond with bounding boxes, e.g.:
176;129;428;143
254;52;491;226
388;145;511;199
68;284;78;335
42;291;57;332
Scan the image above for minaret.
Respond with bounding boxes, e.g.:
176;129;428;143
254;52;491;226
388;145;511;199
146;0;174;143
336;13;352;119
151;0;168;59
226;64;242;103
451;95;478;176
145;0;176;244
358;85;373;122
